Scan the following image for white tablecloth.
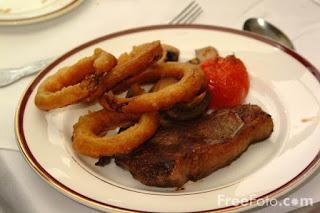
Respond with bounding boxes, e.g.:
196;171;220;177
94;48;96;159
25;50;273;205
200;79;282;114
1;0;320;212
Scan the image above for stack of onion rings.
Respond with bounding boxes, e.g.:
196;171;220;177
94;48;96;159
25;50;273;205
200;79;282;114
34;41;207;158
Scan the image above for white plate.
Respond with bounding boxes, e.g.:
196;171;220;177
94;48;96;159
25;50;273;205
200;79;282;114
16;25;320;212
0;0;83;25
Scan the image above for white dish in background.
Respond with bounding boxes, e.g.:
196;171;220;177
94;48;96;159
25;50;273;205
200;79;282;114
0;0;83;25
16;25;320;212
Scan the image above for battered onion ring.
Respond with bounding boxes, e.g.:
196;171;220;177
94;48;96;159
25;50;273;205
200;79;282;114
72;109;159;158
84;40;163;102
112;45;180;95
112;67;162;94
103;62;205;113
35;48;117;110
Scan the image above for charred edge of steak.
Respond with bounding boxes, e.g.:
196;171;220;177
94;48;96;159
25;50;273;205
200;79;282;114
115;104;274;187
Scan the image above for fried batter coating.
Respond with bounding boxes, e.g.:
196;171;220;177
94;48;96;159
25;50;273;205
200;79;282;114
84;41;163;102
72;110;159;158
103;62;205;113
34;48;117;110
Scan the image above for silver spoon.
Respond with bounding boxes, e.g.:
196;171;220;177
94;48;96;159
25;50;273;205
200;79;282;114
243;18;295;50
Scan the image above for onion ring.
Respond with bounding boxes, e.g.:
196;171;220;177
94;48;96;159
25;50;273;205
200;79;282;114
151;78;210;121
34;48;117;110
84;41;163;102
151;77;178;92
112;64;163;94
72;110;159;158
102;62;205;113
112;45;180;94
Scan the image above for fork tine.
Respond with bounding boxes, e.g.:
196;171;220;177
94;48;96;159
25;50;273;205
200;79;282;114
184;7;203;24
173;2;199;24
168;1;196;24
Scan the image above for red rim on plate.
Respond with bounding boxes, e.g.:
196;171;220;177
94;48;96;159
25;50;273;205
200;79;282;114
15;24;320;212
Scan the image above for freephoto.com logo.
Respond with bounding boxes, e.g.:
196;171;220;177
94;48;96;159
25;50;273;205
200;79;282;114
217;194;313;208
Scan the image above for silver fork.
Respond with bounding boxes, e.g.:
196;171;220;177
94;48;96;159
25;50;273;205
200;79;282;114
169;1;203;25
0;57;55;87
0;1;203;87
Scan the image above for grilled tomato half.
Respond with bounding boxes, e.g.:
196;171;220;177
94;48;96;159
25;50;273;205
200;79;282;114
200;55;249;109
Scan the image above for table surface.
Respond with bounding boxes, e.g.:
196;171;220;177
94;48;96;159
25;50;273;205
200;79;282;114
1;0;320;212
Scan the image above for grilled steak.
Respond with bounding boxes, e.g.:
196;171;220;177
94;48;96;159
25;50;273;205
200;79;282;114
115;104;273;187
